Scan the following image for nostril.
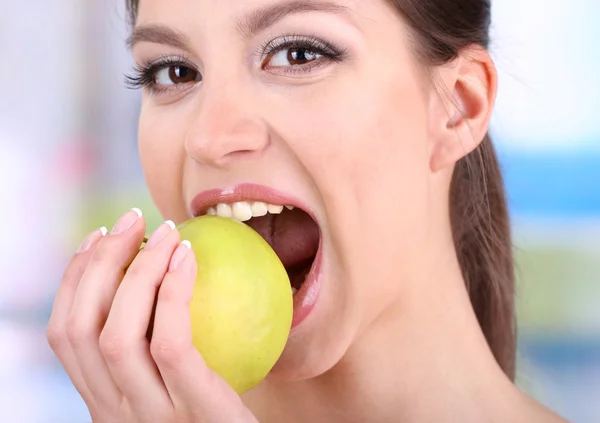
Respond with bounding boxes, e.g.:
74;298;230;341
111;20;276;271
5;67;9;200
221;148;265;161
227;149;260;156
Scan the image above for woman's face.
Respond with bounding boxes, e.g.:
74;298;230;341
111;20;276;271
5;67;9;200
133;0;442;380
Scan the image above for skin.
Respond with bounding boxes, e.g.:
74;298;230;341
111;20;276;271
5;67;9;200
47;0;568;421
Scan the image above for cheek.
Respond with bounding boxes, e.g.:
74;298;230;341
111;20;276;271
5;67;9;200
270;64;432;303
138;106;187;221
338;86;431;298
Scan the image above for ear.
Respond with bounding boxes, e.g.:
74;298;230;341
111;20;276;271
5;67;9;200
428;46;498;172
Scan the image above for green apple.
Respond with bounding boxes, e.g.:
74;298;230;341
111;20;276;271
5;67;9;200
175;215;293;394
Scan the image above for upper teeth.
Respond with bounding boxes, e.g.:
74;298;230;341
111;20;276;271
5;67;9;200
205;202;294;222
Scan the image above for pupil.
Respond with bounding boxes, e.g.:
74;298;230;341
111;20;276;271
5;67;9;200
169;66;191;83
288;48;316;64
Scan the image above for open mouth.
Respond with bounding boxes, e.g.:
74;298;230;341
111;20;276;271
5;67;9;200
198;201;321;299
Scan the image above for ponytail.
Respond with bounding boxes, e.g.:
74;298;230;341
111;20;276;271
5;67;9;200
450;134;516;379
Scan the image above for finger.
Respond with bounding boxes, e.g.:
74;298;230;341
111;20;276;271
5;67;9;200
151;241;257;423
47;226;107;414
68;208;145;412
100;221;180;419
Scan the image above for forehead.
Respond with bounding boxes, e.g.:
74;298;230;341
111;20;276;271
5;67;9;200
135;0;396;30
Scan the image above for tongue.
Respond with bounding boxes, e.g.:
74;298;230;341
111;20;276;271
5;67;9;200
245;209;319;268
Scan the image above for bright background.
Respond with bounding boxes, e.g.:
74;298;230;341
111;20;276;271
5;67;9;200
0;0;598;422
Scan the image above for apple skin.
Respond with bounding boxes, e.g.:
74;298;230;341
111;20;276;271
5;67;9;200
176;215;293;394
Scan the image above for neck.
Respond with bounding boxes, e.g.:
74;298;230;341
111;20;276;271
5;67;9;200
246;253;527;423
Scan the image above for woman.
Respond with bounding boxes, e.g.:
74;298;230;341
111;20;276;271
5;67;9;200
47;0;568;421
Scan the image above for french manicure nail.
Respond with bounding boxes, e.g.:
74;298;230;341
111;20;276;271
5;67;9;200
169;240;192;272
111;208;143;235
146;220;176;249
78;227;107;253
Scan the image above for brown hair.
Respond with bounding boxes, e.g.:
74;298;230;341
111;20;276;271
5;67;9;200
125;0;516;380
391;0;516;379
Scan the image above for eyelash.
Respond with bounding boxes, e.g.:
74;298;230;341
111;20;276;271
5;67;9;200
258;34;347;67
124;54;192;92
125;35;347;94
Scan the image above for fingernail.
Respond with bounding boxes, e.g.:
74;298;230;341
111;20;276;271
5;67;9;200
146;220;176;249
78;227;107;253
169;240;192;272
111;208;143;235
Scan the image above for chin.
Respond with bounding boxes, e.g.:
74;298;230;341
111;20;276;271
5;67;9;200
267;339;349;382
267;281;356;383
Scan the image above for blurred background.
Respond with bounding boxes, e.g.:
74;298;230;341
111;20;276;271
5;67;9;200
0;0;598;422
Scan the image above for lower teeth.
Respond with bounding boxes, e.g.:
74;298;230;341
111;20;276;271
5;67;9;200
292;287;298;295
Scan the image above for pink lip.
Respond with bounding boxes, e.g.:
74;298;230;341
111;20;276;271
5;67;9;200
290;234;322;328
189;183;321;329
190;183;313;218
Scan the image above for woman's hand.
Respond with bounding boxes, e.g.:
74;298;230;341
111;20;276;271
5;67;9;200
46;208;258;423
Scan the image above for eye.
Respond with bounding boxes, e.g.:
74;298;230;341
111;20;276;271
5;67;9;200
125;56;202;95
267;48;323;67
154;65;201;86
258;35;347;74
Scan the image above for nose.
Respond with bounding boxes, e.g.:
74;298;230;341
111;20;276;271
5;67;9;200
184;90;270;167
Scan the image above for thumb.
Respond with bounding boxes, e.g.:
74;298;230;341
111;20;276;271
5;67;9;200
151;241;258;423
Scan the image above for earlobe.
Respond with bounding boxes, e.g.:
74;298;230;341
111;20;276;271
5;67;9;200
429;49;497;172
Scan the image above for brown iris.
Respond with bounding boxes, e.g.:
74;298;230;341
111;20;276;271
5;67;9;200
166;66;198;84
287;48;319;65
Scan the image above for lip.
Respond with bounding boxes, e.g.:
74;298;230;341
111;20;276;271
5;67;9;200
190;183;315;218
189;183;322;329
290;233;322;329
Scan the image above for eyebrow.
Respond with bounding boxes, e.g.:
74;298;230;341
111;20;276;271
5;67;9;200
127;0;348;50
236;0;349;38
126;24;189;50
